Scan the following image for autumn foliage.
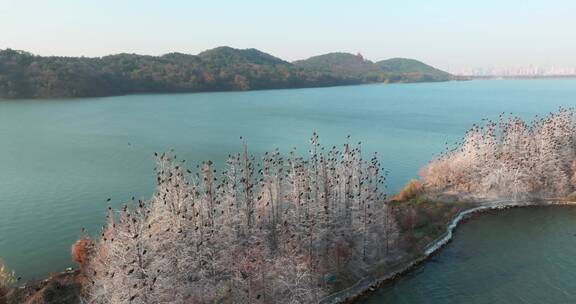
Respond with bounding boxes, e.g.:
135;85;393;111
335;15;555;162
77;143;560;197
393;179;424;202
72;238;94;271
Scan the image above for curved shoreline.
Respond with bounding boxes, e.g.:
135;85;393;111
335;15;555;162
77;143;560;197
319;199;576;304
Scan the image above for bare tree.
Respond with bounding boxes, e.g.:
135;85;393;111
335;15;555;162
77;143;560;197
422;108;576;200
81;135;396;304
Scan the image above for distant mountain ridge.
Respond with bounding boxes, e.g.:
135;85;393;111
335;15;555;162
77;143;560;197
0;47;453;99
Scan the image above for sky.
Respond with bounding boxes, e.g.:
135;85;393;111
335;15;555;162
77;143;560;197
1;0;575;70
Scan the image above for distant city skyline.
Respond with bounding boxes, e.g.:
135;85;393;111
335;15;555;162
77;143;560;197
448;66;576;76
1;0;575;71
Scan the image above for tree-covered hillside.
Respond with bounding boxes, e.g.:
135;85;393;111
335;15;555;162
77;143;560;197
376;58;452;82
0;47;453;99
293;53;452;83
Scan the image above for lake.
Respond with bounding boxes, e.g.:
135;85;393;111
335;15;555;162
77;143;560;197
1;79;576;300
361;207;576;304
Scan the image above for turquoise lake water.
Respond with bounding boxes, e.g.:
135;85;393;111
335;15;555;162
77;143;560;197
1;79;575;301
361;207;576;304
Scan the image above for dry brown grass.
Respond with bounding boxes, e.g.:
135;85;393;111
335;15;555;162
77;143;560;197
0;258;16;302
0;259;15;287
393;179;425;202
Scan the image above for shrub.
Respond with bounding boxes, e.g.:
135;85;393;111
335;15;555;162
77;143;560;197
0;259;15;300
71;237;94;271
393;179;424;202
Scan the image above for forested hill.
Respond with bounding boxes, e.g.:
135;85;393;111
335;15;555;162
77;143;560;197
0;47;453;98
293;53;452;83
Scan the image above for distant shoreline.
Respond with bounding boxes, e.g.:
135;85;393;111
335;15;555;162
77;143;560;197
462;75;576;80
0;80;461;101
0;47;454;99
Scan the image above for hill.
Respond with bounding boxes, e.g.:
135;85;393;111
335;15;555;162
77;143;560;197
197;46;289;66
293;53;378;74
0;47;453;99
376;58;452;82
294;53;452;83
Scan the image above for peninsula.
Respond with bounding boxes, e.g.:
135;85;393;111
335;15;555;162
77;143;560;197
4;109;576;304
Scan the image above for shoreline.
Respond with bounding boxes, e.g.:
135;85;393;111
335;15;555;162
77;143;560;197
7;200;575;303
319;199;576;304
0;80;456;101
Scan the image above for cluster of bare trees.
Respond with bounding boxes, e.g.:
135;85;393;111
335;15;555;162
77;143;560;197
78;134;398;304
421;108;576;200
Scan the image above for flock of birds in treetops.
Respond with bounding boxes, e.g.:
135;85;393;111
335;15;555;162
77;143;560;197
421;107;576;200
74;133;400;304
70;108;576;304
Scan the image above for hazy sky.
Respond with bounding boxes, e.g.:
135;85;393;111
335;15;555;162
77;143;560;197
1;0;575;70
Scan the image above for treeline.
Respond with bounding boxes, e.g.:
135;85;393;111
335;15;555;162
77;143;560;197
0;47;452;99
421;108;576;200
76;135;399;304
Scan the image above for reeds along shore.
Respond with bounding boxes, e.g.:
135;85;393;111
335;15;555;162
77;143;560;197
77;134;400;304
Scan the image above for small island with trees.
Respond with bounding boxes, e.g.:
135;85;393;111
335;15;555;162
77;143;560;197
2;108;576;304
